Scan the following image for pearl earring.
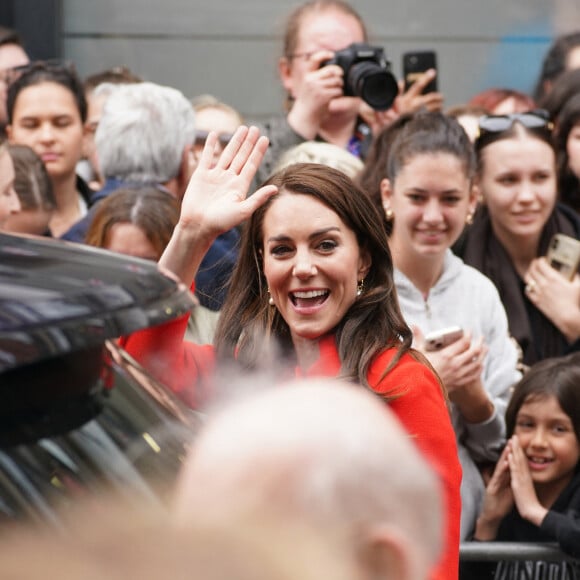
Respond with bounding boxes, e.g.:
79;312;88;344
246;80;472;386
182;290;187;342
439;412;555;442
385;208;394;221
357;279;365;297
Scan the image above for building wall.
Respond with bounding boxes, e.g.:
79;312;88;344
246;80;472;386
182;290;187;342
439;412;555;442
62;0;580;120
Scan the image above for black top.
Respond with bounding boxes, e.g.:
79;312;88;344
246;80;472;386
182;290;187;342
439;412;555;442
456;203;580;365
498;469;580;558
460;471;580;580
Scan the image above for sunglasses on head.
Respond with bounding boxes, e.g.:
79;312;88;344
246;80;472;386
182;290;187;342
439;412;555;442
477;109;553;138
194;130;234;149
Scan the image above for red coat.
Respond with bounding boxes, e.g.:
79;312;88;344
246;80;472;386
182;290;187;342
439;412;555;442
123;316;461;580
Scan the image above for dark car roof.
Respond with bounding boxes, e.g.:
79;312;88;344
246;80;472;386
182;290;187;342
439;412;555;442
0;234;194;372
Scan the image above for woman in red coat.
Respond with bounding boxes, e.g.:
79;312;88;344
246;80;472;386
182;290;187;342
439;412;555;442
124;126;461;580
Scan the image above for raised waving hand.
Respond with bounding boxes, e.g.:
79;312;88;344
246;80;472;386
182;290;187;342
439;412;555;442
160;126;278;285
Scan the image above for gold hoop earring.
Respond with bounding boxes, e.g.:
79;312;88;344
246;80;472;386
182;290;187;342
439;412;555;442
357;279;365;297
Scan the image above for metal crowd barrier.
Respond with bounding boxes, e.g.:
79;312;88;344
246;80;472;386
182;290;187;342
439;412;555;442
460;542;574;563
460;542;579;580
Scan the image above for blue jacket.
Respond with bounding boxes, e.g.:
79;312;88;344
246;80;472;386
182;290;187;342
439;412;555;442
61;177;239;311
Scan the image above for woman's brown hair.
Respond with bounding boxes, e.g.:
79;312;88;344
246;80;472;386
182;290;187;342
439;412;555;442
8;144;55;211
85;187;179;259
214;163;413;391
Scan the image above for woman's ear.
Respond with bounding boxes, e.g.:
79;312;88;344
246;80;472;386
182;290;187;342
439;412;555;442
278;57;293;94
380;177;393;213
358;248;372;280
471;177;484;206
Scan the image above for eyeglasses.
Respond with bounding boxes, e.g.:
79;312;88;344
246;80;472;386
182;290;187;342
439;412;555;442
477;109;553;138
0;63;28;85
285;52;314;61
194;130;234;149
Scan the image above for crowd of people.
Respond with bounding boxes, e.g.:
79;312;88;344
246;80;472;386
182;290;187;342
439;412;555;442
2;2;580;578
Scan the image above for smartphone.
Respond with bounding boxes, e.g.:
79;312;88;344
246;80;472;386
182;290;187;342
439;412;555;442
546;233;580;280
402;50;437;94
424;326;463;351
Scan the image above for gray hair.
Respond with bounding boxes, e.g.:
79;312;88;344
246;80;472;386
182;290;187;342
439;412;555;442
95;82;195;183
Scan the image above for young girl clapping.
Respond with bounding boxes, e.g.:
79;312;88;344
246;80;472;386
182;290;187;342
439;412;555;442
475;353;580;578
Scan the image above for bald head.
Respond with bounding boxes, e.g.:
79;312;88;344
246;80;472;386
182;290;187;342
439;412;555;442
175;379;442;580
0;498;355;580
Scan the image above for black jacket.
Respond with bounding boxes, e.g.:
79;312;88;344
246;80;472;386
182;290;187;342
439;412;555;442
461;470;580;579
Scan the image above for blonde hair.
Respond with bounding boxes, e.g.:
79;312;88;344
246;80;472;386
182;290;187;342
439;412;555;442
274;141;364;179
190;93;244;124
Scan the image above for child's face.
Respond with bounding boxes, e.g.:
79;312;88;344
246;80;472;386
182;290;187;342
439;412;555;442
514;394;580;492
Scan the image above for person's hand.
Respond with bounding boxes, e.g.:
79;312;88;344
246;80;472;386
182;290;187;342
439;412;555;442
507;436;547;526
358;69;443;137
357;100;400;137
161;126;278;285
525;257;580;342
414;326;492;422
287;50;345;139
474;443;514;540
413;326;487;393
178;125;278;239
393;69;443;115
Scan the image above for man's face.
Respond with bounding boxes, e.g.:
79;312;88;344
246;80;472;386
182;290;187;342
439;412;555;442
0;43;29;124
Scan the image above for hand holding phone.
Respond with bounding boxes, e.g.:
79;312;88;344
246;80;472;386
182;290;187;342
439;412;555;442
403;50;438;94
546;234;580;281
424;326;464;351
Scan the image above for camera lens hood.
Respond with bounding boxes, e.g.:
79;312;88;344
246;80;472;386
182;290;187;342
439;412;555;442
348;62;398;110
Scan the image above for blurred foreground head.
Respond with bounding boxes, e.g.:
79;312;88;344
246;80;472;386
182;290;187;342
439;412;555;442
0;499;354;580
175;379;443;580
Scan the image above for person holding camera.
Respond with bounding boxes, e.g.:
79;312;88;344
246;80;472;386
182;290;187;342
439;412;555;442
254;0;443;185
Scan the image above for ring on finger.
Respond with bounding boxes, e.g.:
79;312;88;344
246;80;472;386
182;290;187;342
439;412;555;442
525;280;536;294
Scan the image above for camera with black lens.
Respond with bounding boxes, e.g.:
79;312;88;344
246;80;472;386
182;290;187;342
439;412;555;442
322;43;398;111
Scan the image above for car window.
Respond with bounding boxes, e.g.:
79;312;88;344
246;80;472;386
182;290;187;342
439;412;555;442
0;341;201;525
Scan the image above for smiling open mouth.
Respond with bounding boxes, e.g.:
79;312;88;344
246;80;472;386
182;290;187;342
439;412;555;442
290;290;330;308
528;456;553;465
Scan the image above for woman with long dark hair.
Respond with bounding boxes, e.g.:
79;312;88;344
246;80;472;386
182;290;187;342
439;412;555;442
124;126;462;580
